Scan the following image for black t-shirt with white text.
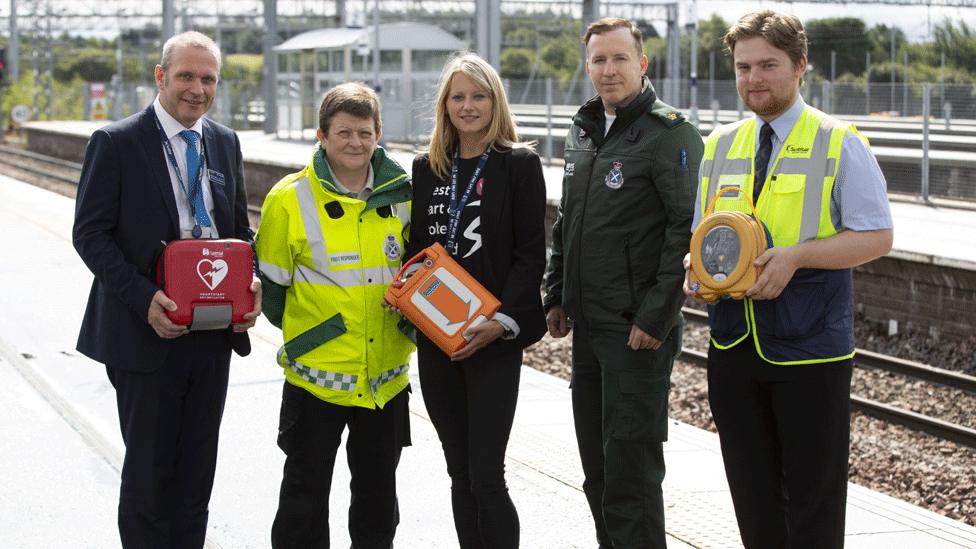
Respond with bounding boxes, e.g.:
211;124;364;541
426;155;486;273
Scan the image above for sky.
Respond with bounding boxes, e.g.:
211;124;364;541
693;1;975;42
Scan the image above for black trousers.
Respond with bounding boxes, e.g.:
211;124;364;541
418;340;522;549
571;322;677;549
106;331;231;549
271;381;410;549
708;341;853;549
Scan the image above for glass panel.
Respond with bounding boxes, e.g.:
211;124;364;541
288;53;300;73
278;53;289;73
302;51;315;73
317;51;330;73
411;50;452;73
332;51;345;72
380;50;402;72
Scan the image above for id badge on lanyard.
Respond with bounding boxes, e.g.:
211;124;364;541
445;146;490;255
150;105;208;238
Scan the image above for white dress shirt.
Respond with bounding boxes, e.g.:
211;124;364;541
152;96;219;239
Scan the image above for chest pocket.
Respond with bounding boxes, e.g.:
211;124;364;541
762;173;806;245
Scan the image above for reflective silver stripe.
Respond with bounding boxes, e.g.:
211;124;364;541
295;263;363;287
288;361;359;392
704;130;746;207
368;363;409;395
392;203;410;236
294;178;329;272
292;265;396;288
259;259;292;286
771;119;837;242
364;265;398;285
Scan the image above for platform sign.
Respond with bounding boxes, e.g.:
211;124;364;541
90;83;108;121
410;267;481;336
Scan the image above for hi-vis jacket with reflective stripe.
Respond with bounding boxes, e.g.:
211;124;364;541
256;145;414;408
700;105;863;365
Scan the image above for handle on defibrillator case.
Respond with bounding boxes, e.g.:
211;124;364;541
392;246;434;283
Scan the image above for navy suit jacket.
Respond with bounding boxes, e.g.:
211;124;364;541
73;105;252;372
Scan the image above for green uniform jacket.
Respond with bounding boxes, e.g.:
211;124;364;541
544;80;703;339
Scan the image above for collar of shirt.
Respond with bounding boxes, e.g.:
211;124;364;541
755;94;806;149
325;157;375;200
153;96;205;140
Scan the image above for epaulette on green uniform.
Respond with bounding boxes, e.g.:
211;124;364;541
649;101;686;128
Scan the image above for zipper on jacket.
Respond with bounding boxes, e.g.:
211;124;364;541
573;149;599;325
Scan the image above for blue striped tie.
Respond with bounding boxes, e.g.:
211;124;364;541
753;123;774;204
179;129;212;230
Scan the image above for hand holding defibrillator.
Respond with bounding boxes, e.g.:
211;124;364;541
685;186;773;303
384;242;502;358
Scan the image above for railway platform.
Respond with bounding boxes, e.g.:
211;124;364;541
3;166;976;546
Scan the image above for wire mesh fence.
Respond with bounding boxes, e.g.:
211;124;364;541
7;74;973;203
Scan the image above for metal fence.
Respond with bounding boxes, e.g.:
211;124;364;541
13;74;973;203
504;77;976;204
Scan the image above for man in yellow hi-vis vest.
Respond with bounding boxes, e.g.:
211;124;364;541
255;83;414;548
684;11;893;548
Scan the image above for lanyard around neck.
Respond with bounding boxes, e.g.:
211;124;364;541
446;145;490;255
150;105;206;223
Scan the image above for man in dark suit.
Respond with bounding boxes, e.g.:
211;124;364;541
72;31;261;549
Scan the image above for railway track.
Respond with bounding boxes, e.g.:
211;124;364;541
5;143;974;449
0;144;263;214
681;306;976;449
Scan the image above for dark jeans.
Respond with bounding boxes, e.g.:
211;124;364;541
418;339;522;549
571;322;677;549
107;331;231;549
708;341;853;549
271;381;410;549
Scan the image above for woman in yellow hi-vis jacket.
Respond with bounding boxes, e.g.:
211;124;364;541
255;83;414;549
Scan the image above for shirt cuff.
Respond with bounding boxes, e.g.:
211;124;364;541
491;312;520;340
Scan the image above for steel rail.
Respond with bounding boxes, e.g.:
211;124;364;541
0;145;263;215
678;347;976;449
682;306;976;394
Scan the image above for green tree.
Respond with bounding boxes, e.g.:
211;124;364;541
933;19;976;75
805;17;870;78
540;34;580;80
501;48;535;79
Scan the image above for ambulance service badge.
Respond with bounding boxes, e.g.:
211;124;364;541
605;161;624;189
383;234;402;261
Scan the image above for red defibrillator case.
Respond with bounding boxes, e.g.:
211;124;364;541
384;242;501;356
155;239;254;330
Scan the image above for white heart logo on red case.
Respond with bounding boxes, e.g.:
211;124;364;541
197;259;228;290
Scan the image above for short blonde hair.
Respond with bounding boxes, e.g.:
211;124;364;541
427;52;531;180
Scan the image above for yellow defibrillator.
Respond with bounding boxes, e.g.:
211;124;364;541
688;186;771;302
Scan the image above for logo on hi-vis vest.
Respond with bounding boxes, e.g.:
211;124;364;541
197;259;228;291
605;161;624;189
410;267;483;336
786;144;810;154
383;234;402;261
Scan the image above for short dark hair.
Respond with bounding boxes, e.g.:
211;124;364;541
723;10;808;68
583;17;643;57
318;82;382;135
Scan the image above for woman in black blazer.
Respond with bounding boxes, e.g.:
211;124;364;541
407;52;547;548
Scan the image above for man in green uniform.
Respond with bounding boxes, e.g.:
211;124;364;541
544;17;703;549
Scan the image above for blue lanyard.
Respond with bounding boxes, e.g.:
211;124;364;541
446;146;490;255
150;105;206;233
